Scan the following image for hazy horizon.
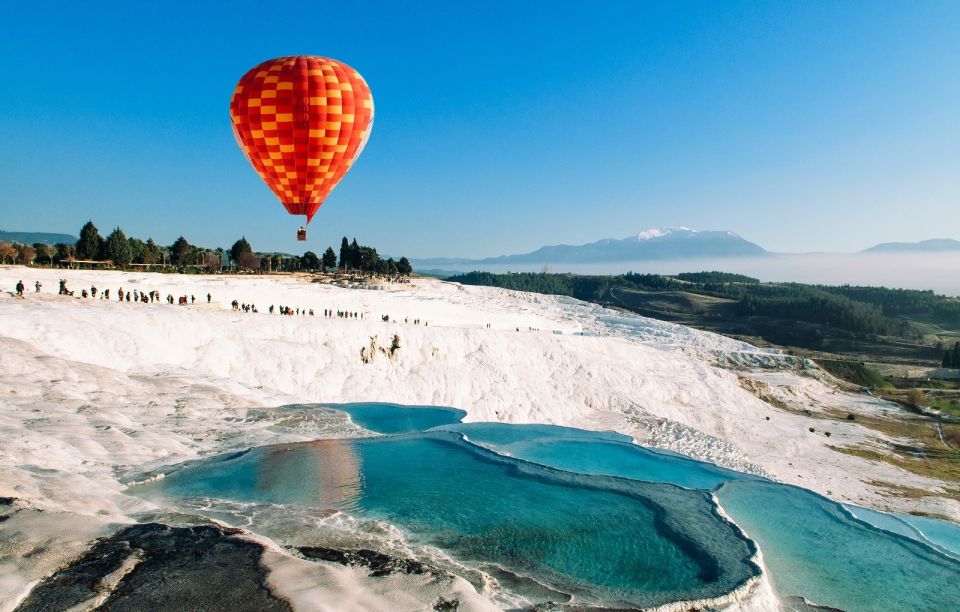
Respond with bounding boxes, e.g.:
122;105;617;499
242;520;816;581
425;252;960;297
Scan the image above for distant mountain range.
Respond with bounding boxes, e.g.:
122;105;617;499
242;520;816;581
415;228;770;267
414;229;960;271
861;239;960;253
0;230;77;245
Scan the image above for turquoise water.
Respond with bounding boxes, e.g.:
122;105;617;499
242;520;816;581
717;480;960;611
437;420;960;611
330;402;465;434
844;505;960;560
898;514;960;559
441;422;741;490
137;403;960;610
141;431;759;607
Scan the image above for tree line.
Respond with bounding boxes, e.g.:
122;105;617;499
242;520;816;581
0;220;412;276
448;270;960;340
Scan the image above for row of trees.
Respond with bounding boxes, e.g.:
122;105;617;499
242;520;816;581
225;236;412;275
74;222;222;269
0;242;41;265
4;221;416;276
337;237;412;275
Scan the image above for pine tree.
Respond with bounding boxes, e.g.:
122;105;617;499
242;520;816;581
76;221;103;260
171;236;193;267
397;256;412;276
322;247;337;271
339;237;350;269
128;237;146;264
350;238;361;269
105;227;133;267
142;239;161;264
358;246;379;272
944;351;953;369
953;342;960;369
230;237;252;263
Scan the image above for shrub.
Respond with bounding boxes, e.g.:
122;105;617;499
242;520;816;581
906;388;927;407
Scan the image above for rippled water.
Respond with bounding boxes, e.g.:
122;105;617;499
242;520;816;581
717;480;960;612
140;430;758;607
441;421;960;611
135;403;960;610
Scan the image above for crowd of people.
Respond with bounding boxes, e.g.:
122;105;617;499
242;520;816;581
13;278;434;329
13;279;214;307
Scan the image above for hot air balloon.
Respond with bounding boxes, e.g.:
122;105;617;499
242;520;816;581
230;56;374;241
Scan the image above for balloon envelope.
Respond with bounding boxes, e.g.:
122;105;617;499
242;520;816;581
230;56;374;223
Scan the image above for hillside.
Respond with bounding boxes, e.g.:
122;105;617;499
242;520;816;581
862;238;960;253
0;230;77;245
449;271;960;363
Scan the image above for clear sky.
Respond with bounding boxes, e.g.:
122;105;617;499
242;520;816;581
2;1;958;258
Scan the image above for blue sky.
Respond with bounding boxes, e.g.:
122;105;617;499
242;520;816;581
1;1;958;257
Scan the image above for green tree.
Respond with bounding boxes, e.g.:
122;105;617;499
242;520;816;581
301;251;320;271
350;238;361;269
128;237;146;264
33;243;52;266
141;239;161;265
104;227;133;267
230;236;253;264
339;236;350;269
944;351;953;369
54;243;74;263
322;247;337;271
953;342;960;369
76;220;103;260
171;236;193;267
358;246;380;272
385;258;399;275
397;256;412;276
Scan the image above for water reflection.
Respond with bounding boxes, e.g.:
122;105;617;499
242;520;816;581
257;440;363;511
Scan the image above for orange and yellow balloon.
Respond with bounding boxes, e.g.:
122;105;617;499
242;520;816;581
230;56;374;233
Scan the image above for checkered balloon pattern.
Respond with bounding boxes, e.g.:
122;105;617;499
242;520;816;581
230;56;374;222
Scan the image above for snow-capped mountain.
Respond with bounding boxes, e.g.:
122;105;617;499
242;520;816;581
415;228;769;266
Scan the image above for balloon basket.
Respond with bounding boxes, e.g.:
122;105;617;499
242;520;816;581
296;227;307;241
